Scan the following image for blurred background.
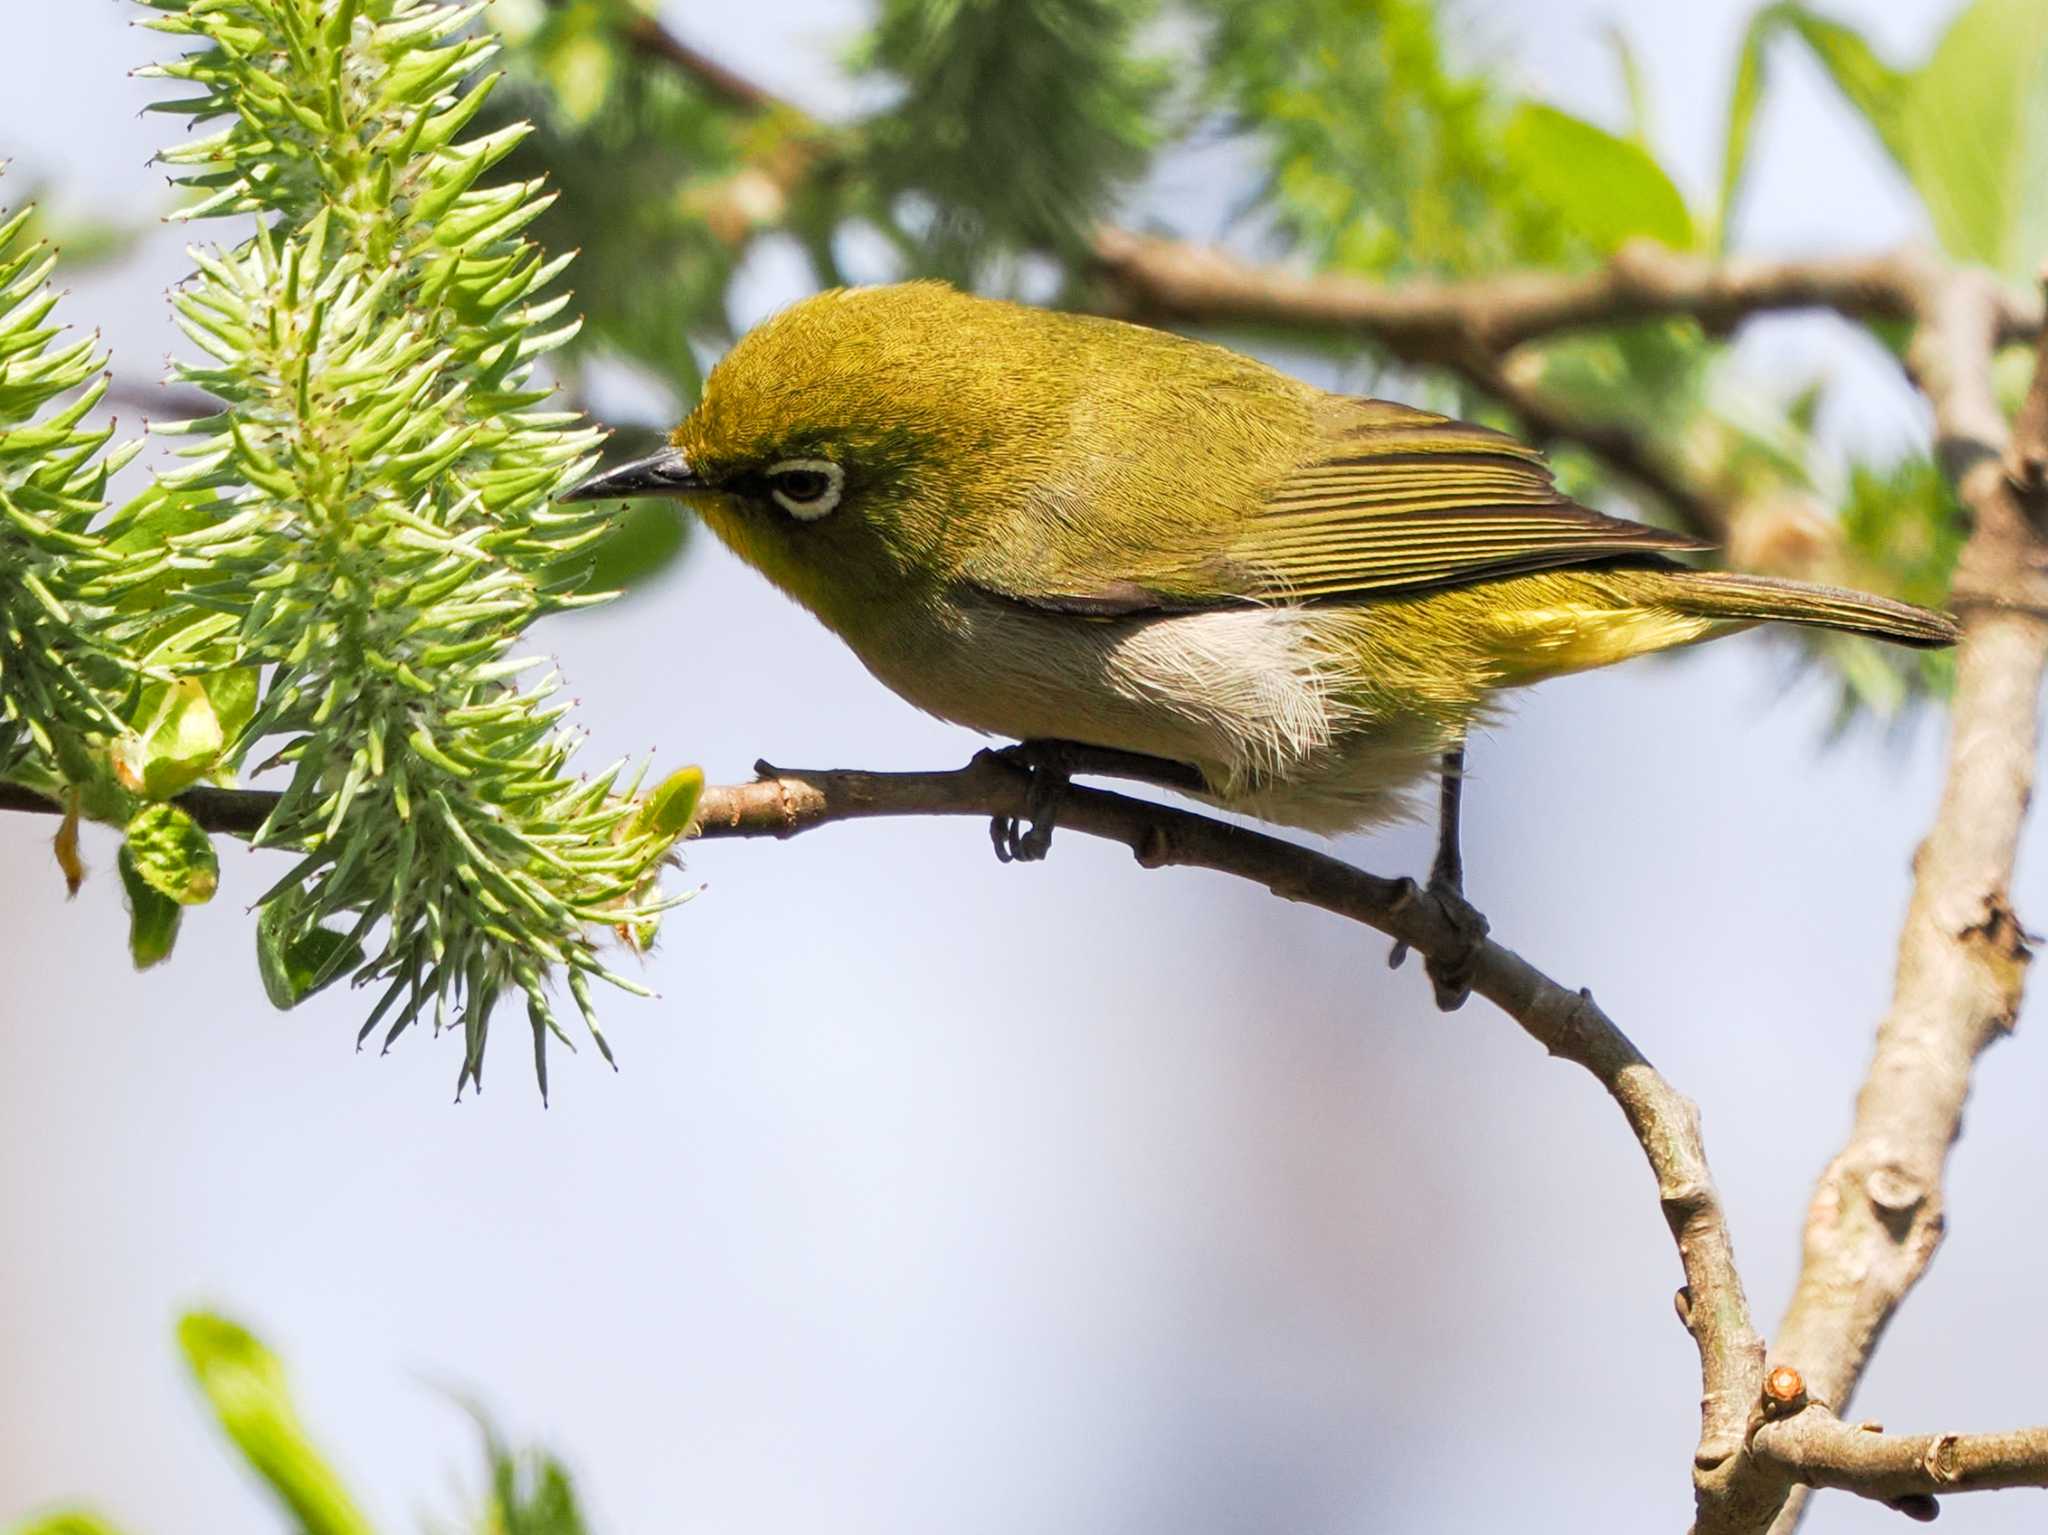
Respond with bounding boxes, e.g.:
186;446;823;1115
4;1;2045;1531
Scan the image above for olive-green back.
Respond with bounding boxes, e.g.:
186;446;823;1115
679;283;1706;623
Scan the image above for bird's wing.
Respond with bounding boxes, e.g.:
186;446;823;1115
975;397;1710;616
1213;398;1709;601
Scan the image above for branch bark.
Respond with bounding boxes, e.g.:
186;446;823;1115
1754;1404;2048;1511
1751;273;2048;1535
0;781;275;834
1089;230;2041;358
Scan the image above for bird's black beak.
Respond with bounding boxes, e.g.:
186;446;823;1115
559;445;705;503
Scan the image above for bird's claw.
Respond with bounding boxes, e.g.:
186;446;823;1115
1423;878;1489;1012
987;741;1071;864
990;812;1055;863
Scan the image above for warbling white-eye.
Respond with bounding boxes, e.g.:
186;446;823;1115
563;283;1956;1002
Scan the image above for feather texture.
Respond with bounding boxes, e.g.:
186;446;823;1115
1218;398;1709;600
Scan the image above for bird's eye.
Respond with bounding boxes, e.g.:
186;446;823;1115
766;459;844;522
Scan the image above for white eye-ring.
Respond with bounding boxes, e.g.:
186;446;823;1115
767;458;844;521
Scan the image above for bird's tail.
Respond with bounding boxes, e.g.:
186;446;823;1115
1655;569;1959;649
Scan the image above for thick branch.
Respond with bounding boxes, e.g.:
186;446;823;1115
619;15;795;115
1755;276;2048;1534
1754;1405;2048;1509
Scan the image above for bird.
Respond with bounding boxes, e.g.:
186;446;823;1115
562;281;1957;1004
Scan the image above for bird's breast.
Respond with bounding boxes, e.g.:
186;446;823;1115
839;592;1454;832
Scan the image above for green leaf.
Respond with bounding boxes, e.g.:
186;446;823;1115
1504;102;1694;252
7;1516;134;1535
114;679;226;800
176;1314;376;1535
118;843;184;969
538;13;617;126
466;1406;592;1535
123;802;219;906
632;763;703;840
1717;3;1909;250
1605;24;1655;148
1901;0;2048;279
1720;0;2048;279
1194;0;1593;275
256;898;366;1011
203;667;260;752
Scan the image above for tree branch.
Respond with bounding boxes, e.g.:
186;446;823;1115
607;10;2035;365
103;376;222;422
0;780;275;835
1754;1403;2048;1513
701;755;1767;1483
619;15;795;116
1088;229;2041;357
1752;275;2048;1535
538;0;798;116
0;749;1765;1487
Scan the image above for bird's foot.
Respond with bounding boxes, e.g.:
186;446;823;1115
1422;877;1489;1012
1386;875;1489;1011
988;740;1074;863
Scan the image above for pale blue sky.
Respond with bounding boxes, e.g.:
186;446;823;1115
3;4;2042;1534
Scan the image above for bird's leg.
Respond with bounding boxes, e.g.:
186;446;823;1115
1422;742;1489;1011
987;739;1207;863
1430;742;1468;893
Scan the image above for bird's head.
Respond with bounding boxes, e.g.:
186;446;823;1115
562;281;1107;625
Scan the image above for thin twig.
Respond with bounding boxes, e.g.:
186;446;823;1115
0;748;1762;1480
703;751;1766;1490
103;377;221;422
0;780;274;835
1754;1404;2048;1510
1089;230;2041;357
621;15;797;115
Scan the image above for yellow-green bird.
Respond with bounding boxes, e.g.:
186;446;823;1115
563;282;1954;993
